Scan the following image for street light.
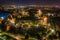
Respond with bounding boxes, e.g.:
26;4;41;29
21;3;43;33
1;17;4;20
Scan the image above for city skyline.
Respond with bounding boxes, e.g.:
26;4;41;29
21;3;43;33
0;0;60;6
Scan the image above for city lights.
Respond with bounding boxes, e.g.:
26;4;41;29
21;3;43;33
0;5;60;40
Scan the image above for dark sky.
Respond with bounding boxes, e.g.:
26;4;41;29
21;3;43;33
0;0;60;6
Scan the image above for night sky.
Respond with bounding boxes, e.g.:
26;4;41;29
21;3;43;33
0;0;60;6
